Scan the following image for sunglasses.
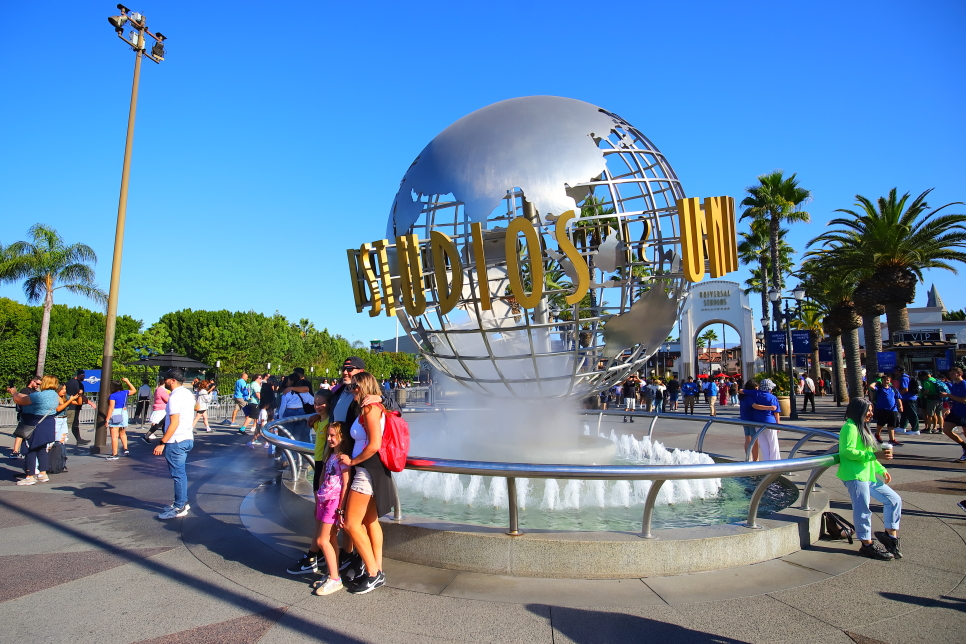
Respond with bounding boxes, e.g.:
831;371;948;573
341;367;361;373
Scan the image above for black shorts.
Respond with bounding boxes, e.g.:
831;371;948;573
945;413;965;428
875;410;900;428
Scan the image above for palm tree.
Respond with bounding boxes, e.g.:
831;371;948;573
789;304;824;382
0;224;107;375
852;274;885;378
799;259;862;400
808;188;966;335
740;171;811;326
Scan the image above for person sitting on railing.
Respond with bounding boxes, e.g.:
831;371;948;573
837;397;902;560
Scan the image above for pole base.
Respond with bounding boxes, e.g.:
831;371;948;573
505;529;524;537
88;445;108;455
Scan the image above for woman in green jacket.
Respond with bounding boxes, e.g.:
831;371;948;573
838;398;902;560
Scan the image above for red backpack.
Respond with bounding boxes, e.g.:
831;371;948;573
373;404;410;472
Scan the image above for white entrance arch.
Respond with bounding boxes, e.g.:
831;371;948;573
679;280;757;379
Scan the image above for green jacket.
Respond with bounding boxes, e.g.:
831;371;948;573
836;418;886;482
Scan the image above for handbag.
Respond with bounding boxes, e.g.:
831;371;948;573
296;392;315;414
14;412;52;441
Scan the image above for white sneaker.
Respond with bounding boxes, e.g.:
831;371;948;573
313;577;344;595
158;505;189;519
908;430;921;435
162;503;190;512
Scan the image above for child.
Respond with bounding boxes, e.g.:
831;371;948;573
311;421;351;595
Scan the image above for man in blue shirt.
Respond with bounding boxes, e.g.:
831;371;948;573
706;379;718;417
872;374;904;446
228;372;250;427
940;367;966;463
681;376;699;415
895;367;920;436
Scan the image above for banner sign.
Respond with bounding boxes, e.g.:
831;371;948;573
791;330;812;355
795;355;807;368
936;358;951;372
877;352;897;372
892;330;942;343
766;331;787;355
81;369;102;388
819;344;834;362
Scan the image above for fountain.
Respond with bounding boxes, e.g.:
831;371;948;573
259;97;835;578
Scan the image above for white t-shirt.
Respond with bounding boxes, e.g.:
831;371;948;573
165;386;196;443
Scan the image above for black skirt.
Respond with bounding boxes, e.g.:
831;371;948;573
354;452;396;518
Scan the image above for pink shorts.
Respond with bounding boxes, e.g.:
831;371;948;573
316;494;340;524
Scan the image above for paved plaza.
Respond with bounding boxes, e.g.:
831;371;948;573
1;396;965;644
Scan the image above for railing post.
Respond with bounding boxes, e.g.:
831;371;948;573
505;477;523;536
788;432;816;459
801;465;832;510
639;479;666;539
695;420;715;452
391;481;402;521
745;472;781;528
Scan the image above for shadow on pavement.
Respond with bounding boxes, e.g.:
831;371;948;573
0;496;368;643
879;592;966;613
528;606;750;644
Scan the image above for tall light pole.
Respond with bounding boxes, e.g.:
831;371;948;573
93;5;166;453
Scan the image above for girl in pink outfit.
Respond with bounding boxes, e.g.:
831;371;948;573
311;422;351;596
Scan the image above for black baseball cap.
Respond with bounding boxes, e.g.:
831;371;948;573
164;368;186;383
342;356;365;370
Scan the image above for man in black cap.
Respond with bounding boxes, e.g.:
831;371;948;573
285;356;398;577
65;370;95;445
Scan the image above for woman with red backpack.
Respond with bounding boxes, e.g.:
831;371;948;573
338;371;394;594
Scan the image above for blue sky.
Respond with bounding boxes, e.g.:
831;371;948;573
1;0;964;347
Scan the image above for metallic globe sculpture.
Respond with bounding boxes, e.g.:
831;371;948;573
348;96;739;399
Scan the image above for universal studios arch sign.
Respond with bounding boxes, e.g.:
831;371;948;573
346;196;739;318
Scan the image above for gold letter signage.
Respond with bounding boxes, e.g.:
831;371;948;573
347;197;738;316
676;196;738;284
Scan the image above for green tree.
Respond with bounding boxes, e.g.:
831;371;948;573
0;225;107;375
738;219;795;323
789;303;824;382
799;259;861;400
740;171;811;326
808;188;966;334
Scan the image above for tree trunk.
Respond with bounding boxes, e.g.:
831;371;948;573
36;287;53;376
842;326;864;401
884;303;910;339
768;215;784;369
811;347;820;382
832;333;847;405
862;314;882;377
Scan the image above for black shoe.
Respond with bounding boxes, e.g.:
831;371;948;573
141;434;152;444
859;542;895;561
344;554;366;581
346;573;380;595
286;552;320;575
958;500;966;514
76;438;91;445
337;549;354;572
875;531;902;559
372;569;386;589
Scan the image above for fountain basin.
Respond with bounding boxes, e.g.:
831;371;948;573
278;476;828;578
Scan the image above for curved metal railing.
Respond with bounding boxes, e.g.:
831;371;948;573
261;410;842;538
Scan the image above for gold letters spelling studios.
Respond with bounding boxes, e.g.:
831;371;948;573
347;197;738;318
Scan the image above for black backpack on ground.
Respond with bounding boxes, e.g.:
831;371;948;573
820;511;855;544
47;442;68;474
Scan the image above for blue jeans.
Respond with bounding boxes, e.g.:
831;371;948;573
164;439;194;509
844;478;901;541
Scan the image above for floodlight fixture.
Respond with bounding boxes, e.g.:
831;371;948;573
151;38;165;60
108;12;128;33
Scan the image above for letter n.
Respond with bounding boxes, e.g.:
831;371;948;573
677;197;706;283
